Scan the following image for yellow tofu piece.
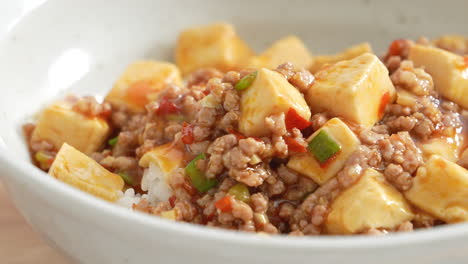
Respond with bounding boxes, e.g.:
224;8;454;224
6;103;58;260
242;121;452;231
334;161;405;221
239;68;311;137
405;155;468;223
49;143;124;202
105;61;182;112
419;137;459;162
31;100;110;155
432;35;467;54
309;42;372;73
139;143;184;175
409;44;468;108
287;118;360;185
325;168;414;235
306;53;396;128
248;35;313;70
175;22;254;76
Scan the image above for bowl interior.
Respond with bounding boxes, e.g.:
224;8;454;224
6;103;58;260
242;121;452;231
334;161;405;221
0;0;468;242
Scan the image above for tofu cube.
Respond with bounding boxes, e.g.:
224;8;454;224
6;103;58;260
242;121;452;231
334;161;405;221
405;155;468;223
49;143;124;201
432;35;467;55
325;168;414;235
287;118;360;185
419;137;459;162
105;61;182;112
139;143;184;174
175;23;254;76
306;53;396;128
139;143;184;203
31;100;110;155
309;42;372;73
239;68;311;137
248;35;313;70
408;44;468;108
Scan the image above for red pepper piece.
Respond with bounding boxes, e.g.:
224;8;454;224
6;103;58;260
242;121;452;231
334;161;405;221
157;97;179;115
181;122;195;144
378;92;391;118
168;195;177;207
215;196;233;213
283;136;307;153
386;39;406;58
285;108;312;131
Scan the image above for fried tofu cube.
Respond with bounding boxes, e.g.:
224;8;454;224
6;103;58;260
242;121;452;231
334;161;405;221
175;22;254;76
432;35;467;55
419;137;459;162
325;168;414;235
139;143;184;203
105;61;182;112
409;44;468;108
49;143;124;201
248;35;313;70
239;68;311;137
139;143;184;174
309;42;372;73
405;155;468;223
31;100;110;155
287;118;360;185
306;53;396;128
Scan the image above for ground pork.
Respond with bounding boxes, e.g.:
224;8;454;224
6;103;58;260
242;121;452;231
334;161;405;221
310;113;329;131
391;60;434;96
206;134;238;178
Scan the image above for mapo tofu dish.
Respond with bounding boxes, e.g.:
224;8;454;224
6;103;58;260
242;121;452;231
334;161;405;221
23;23;468;236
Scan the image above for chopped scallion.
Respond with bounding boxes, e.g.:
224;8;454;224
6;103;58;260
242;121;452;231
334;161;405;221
108;136;118;147
118;172;135;186
234;71;257;91
308;130;341;164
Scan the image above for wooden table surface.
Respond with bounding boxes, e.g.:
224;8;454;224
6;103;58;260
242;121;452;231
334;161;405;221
0;181;71;264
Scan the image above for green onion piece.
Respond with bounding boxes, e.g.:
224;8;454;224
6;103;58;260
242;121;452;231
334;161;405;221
308;130;341;163
234;71;257;91
35;151;51;164
228;183;250;202
118;172;135;186
166;114;185;122
185;153;218;193
108;136;118;147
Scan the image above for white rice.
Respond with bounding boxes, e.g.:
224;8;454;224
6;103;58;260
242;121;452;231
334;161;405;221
140;162;173;205
117;163;173;208
116;188;148;209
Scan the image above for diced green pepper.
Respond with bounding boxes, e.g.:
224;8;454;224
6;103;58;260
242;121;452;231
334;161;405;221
166;114;185;122
108;136;118;147
118;172;135;186
308;130;341;164
185;153;218;193
228;183;250;202
234;71;257;91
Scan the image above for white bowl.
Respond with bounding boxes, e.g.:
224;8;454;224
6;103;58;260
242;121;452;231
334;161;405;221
1;0;468;263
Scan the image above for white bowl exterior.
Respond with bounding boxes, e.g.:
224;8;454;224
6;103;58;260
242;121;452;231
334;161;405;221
1;0;468;263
